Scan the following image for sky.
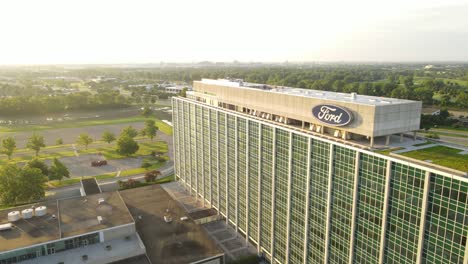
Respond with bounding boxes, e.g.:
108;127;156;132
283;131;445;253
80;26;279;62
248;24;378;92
0;0;467;64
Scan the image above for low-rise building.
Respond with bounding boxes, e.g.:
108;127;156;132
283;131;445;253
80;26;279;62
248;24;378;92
0;192;145;264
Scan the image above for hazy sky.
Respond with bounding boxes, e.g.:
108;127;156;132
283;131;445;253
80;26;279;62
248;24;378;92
0;0;467;64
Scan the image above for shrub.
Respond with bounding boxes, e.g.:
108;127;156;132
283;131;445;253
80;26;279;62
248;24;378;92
141;162;151;170
144;170;161;182
425;132;440;139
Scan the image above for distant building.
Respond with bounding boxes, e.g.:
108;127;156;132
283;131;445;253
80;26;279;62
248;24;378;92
164;86;190;94
0;192;145;264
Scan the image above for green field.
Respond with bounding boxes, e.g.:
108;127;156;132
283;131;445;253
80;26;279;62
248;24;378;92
0;116;173;135
0;139;168;166
400;146;468;172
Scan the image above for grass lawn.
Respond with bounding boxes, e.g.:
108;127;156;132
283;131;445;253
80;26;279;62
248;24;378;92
48;159;166;188
80;140;168;160
413;142;434;147
0;116;172;135
0;140;168;171
436;126;468;132
155;119;173;135
400;146;468;172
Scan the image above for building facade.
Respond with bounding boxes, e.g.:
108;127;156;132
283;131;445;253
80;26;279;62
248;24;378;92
172;81;467;264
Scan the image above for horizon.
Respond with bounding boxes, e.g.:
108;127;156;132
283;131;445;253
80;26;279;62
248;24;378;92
1;0;468;64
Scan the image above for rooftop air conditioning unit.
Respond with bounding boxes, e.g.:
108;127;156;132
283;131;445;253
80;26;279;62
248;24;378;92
35;206;47;217
8;211;20;222
22;209;33;219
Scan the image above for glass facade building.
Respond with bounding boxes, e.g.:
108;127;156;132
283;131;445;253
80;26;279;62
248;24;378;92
172;97;468;264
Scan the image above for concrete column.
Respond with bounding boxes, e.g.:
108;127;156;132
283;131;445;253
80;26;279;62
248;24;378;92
245;120;250;246
188;103;193;196
235;117;239;235
172;99;177;180
302;138;312;264
413;131;417;141
257;123;263;254
225;115;229;225
217;112;220;215
348;151;361;264
195;106;199;201
400;133;404;142
201;108;205;207
370;136;375;147
323;144;335;264
270;128;277;262
416;171;431;264
385;135;391;146
378;160;393;264
208;110;212;207
285;132;293;264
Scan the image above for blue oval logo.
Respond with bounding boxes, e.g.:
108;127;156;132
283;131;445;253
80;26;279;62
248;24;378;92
312;104;353;126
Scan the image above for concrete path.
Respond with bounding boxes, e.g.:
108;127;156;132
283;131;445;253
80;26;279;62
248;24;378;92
393;143;438;154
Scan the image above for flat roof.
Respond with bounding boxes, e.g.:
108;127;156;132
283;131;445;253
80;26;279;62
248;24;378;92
0;201;60;252
59;192;134;238
120;185;223;264
197;78;417;106
0;192;134;253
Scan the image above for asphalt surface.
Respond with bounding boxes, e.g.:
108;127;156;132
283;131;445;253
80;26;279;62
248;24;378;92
45;128;174;201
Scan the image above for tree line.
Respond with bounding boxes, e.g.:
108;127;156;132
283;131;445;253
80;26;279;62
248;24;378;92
0;90;130;116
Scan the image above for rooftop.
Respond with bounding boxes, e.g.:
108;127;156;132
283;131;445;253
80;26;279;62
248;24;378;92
197;78;416;106
0;192;134;253
120;185;224;264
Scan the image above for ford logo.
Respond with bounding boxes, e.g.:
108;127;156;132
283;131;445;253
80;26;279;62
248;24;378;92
312;104;353;126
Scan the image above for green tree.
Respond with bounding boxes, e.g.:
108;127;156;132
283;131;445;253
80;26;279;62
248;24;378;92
116;134;139;156
391;87;409;99
121;126;138;138
49;158;70;182
56;138;63;145
101;131;116;144
142;119;158;141
0;164;46;205
413;87;434;104
27;158;49;177
27;133;46;156
1;137;16;159
76;133;93;150
141;106;153;117
178;87;188;97
455;91;468;108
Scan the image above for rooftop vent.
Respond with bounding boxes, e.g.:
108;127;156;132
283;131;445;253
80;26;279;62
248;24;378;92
351;93;357;100
22;209;33;219
98;198;105;204
35;206;47;217
8;211;20;222
97;216;104;224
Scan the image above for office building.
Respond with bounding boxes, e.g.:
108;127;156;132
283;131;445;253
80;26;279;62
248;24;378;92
172;79;467;264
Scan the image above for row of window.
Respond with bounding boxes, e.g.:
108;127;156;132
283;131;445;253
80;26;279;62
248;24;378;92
173;98;468;264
